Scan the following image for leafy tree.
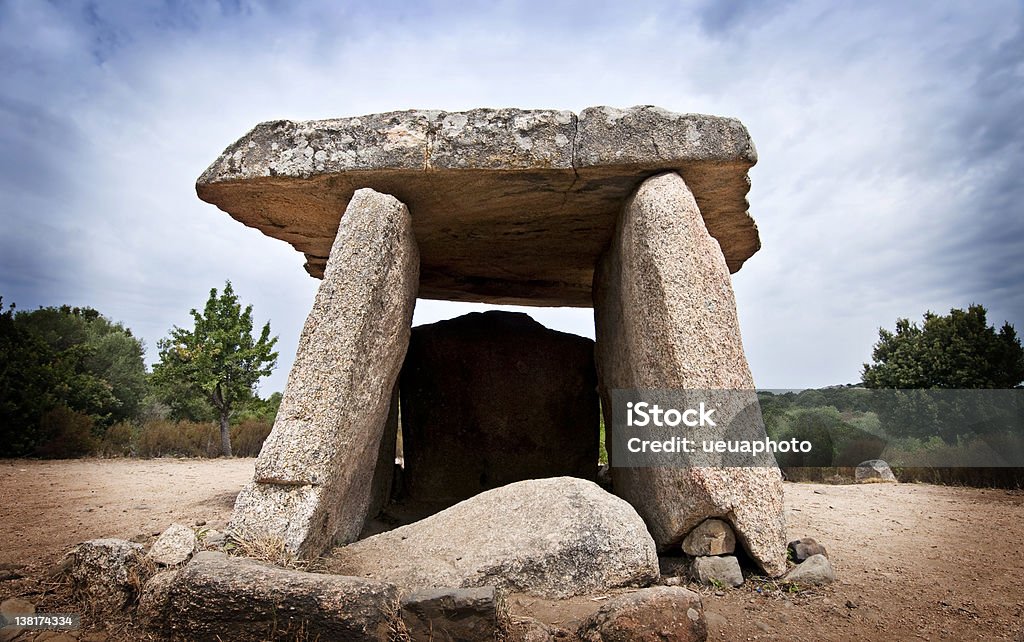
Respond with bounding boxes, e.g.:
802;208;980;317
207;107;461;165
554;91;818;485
15;305;148;427
0;298;57;455
152;282;278;456
862;305;1024;389
0;298;148;456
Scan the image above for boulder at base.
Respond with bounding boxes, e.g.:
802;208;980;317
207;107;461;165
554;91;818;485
328;477;659;599
690;556;744;588
856;459;897;483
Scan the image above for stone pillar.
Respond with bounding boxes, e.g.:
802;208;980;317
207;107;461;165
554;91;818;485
229;188;419;559
593;172;787;576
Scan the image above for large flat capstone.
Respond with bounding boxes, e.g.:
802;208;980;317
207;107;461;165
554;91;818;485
197;106;758;306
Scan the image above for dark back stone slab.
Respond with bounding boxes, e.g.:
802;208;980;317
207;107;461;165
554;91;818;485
399;311;599;504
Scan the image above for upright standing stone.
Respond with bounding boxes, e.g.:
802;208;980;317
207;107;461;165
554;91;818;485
593;172;787;577
229;188;419;558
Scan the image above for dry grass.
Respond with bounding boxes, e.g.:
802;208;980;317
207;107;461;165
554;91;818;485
224;531;324;573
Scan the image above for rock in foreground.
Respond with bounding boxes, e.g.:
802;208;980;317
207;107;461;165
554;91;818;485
145;551;399;641
59;539;151;619
328;477;659;598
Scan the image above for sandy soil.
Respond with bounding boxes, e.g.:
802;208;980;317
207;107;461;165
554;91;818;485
1;458;1023;641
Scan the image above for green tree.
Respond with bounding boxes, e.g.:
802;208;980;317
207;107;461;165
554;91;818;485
152;282;278;456
862;305;1024;389
0;298;148;456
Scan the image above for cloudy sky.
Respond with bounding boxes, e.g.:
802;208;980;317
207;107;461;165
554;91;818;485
2;0;1021;393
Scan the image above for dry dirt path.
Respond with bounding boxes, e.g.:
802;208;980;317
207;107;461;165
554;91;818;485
1;458;1022;640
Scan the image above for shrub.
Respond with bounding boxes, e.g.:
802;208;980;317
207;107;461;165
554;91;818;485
98;420;134;457
133;419;219;457
230;419;273;457
35;406;97;458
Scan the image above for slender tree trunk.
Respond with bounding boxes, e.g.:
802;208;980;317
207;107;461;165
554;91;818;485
219;409;232;457
213;385;232;457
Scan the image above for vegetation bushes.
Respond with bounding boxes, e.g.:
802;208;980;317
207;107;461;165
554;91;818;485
1;286;279;460
230;419;274;457
34;406;98;459
134;420;221;458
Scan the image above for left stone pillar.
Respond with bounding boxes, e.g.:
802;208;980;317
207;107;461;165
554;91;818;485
229;187;419;559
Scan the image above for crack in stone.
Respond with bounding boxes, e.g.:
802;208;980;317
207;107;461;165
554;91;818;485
424;113;436;171
560;112;582;209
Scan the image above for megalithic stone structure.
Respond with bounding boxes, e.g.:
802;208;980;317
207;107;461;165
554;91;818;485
229;188;419;558
200;106;786;574
593;172;787;576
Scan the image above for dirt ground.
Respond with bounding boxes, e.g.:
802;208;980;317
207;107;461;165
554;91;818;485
1;458;1023;641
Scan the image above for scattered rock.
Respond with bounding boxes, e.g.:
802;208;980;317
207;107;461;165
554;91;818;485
593;171;786;577
399;311;599;504
137;569;181;629
0;597;35;642
230;186;420;559
690;556;744;588
33;632;77;642
788;537;828;562
782;554;836;585
682;519;737;556
60;539;152;619
330;477;659;599
577;586;707;642
148;523;197;566
401;586;506;641
149;551;399;641
856;460;897;483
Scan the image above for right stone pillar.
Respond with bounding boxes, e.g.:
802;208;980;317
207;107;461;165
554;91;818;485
593;171;787;577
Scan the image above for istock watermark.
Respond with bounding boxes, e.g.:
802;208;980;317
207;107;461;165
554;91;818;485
608;389;1024;468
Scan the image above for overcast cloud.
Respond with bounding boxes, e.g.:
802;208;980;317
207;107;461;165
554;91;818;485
1;0;1021;393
